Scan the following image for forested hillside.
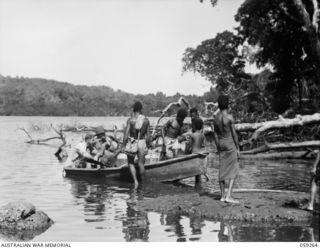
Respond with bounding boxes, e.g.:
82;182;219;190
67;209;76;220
0;75;205;116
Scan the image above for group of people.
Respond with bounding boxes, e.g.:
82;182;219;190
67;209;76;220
70;96;241;201
70;126;120;169
70;95;319;210
121;101;207;187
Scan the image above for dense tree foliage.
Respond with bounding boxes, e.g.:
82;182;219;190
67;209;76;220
182;31;247;92
236;0;320;113
182;31;267;121
192;0;320;115
0;75;205;116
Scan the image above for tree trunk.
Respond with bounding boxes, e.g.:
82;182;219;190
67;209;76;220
293;0;320;85
240;151;316;159
244;113;320;143
242;140;320;154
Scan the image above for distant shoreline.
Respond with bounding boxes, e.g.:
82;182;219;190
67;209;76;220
0;75;206;117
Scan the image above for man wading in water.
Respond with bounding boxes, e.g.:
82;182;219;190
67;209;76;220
123;101;151;188
213;95;240;204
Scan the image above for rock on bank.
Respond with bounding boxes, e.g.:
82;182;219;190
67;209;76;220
0;201;53;241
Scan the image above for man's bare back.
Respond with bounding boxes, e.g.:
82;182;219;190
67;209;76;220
214;112;233;139
127;115;150;139
190;131;205;153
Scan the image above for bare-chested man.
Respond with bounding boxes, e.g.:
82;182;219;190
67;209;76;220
123;101;151;187
180;118;205;153
161;108;188;158
305;150;320;211
213;95;240;204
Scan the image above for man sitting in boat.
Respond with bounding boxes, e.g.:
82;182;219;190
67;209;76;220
92;126;121;168
161;108;188;159
71;133;100;168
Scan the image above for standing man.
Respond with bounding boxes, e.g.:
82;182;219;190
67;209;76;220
123;101;151;188
213;95;240;204
306;150;320;211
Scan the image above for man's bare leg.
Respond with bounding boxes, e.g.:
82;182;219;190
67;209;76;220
128;163;139;188
225;178;239;204
307;178;317;211
219;180;226;201
138;155;146;182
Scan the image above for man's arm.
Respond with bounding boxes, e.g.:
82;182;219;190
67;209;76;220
145;118;151;148
178;131;192;142
213;132;220;153
229;115;240;152
122;118;130;147
162;120;170;141
212;121;220;152
75;147;94;160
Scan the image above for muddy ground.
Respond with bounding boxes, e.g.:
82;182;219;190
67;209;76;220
135;189;318;225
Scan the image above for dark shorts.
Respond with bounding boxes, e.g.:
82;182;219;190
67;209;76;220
127;139;147;164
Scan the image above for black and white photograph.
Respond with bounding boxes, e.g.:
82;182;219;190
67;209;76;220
0;0;319;245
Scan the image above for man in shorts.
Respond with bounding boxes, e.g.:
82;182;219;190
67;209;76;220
123;101;151;187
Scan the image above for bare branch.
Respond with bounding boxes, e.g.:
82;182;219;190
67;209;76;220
17;128;33;140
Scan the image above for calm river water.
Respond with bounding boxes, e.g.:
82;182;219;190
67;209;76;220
0;116;318;242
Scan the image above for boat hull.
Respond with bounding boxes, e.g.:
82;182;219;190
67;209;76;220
63;153;207;182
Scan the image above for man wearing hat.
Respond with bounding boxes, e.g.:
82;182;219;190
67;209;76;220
71;132;98;168
92;126;120;167
92;126;107;154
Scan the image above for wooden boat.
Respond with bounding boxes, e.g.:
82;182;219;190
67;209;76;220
63;153;208;183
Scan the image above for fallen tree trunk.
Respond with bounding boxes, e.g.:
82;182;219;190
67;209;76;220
205;113;320;133
242;140;320;155
245;113;320;143
240;151;316;159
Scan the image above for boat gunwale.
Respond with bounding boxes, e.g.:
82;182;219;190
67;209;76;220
63;152;208;173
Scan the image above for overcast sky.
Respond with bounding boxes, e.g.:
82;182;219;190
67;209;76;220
0;0;244;96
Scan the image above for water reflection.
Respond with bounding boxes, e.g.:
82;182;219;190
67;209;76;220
164;213;185;240
123;189;150;242
218;222;234;242
189;215;205;236
163;214;206;242
232;222;319;242
68;178;113;223
65;177;319;242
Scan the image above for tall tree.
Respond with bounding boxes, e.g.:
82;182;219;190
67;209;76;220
182;31;247;93
235;0;320;112
182;31;256;120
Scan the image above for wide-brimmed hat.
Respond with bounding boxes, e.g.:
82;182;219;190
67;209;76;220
95;126;105;136
84;133;94;140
